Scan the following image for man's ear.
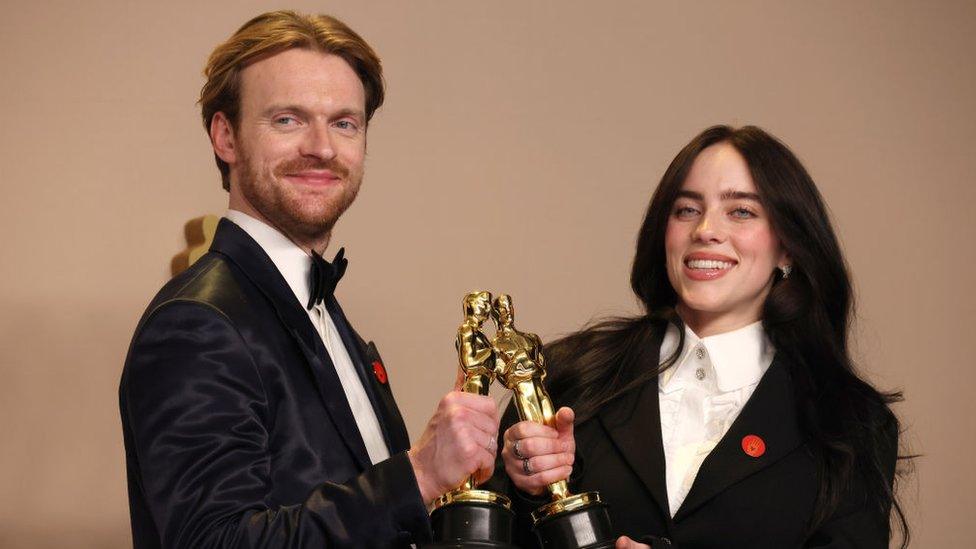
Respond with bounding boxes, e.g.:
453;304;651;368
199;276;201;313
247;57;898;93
210;112;238;165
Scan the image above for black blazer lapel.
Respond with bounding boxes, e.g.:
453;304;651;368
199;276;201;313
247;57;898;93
597;331;671;519
326;296;410;454
361;340;411;454
673;354;806;522
208;219;372;470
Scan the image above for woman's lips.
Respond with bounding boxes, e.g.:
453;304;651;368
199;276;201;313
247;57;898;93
682;254;737;281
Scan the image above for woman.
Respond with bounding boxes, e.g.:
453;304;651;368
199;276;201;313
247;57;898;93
491;126;908;548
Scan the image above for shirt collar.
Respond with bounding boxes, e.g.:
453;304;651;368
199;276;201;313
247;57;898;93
700;321;774;392
224;209;312;309
658;320;774;393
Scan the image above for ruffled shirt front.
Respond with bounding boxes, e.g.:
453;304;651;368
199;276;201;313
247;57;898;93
658;321;774;516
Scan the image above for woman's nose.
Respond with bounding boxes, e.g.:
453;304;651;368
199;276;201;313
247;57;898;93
692;213;725;243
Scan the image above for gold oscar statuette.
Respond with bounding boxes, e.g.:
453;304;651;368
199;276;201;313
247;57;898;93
492;294;614;549
427;291;515;548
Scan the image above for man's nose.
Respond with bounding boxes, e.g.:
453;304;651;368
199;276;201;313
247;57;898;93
299;122;337;160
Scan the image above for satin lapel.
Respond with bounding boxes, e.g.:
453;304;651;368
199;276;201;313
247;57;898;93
324;296;398;452
673;354;805;522
597;331;671;518
290;332;372;470
363;340;411;454
209;220;371;470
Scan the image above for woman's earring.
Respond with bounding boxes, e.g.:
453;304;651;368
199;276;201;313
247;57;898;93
780;265;792;279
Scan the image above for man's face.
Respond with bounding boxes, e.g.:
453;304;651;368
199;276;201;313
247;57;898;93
225;48;367;245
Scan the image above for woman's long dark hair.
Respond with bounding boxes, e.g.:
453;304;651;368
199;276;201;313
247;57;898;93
546;125;909;545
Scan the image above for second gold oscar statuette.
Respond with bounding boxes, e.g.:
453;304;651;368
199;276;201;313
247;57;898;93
491;294;615;549
426;291;515;548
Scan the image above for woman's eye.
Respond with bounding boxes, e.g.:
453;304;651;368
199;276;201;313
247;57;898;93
730;207;757;219
674;206;699;218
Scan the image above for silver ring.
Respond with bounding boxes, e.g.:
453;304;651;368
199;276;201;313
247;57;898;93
522;457;533;476
487;436;497;453
513;438;526;459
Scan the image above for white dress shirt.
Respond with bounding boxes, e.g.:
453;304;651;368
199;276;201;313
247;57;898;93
658;320;774;516
225;210;391;465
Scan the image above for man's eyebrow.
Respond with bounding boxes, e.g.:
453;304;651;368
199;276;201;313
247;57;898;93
261;104;312;117
330;107;366;121
260;105;366;121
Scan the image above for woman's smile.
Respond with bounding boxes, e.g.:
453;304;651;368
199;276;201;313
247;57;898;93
665;143;787;335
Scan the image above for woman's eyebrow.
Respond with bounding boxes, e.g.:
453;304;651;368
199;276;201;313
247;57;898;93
720;190;761;201
675;190;761;201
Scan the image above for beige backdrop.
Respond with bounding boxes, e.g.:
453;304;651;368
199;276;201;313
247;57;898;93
1;1;973;547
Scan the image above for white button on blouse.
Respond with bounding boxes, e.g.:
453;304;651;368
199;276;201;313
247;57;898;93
657;321;774;516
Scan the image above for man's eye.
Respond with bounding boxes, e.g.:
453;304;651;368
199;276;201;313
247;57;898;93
274;116;298;126
335;120;359;131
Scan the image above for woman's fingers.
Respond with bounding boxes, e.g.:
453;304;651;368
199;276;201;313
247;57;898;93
615;536;650;549
555;407;575;436
501;417;576;495
504;419;559;443
509;434;571;457
518;451;575;475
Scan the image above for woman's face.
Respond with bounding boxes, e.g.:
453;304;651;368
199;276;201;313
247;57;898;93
664;142;787;336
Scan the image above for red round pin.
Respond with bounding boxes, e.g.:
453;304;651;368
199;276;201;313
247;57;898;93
741;434;766;458
372;361;388;384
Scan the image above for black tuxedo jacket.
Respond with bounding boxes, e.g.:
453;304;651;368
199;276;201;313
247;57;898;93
491;329;895;549
119;219;430;548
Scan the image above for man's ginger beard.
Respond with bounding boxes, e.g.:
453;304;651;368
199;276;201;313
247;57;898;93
235;143;362;247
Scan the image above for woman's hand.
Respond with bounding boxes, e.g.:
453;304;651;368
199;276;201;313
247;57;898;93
614;536;650;548
501;406;575;496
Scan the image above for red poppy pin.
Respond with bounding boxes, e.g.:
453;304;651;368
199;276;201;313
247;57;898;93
372;360;388;384
741;434;766;458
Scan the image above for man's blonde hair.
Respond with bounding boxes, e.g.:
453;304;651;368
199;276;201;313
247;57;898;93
199;11;384;190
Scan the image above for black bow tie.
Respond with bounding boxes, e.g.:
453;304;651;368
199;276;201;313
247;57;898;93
307;247;347;310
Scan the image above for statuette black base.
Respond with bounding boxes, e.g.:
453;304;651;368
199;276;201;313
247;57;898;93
533;500;614;549
428;500;516;548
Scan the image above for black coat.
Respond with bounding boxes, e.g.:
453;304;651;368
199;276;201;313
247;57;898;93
119;219;431;548
490;329;896;549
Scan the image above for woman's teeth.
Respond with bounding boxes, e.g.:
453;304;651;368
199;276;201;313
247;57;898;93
686;259;734;270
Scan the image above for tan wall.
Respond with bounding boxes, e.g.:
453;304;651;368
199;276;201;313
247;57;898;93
1;1;972;546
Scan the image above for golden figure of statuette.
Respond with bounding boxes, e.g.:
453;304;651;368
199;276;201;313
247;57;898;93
433;291;512;507
491;294;613;547
429;292;513;547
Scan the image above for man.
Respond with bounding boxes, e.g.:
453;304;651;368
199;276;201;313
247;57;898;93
119;11;499;547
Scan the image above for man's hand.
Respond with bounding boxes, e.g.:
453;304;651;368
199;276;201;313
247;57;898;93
408;391;500;504
615;536;651;548
501;406;575;496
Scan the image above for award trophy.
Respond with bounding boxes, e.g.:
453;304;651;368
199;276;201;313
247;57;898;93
491;294;614;549
428;291;516;548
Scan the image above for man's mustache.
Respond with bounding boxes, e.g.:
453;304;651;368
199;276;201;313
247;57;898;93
274;158;350;179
